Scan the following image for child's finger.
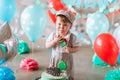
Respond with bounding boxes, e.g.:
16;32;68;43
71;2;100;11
63;46;67;49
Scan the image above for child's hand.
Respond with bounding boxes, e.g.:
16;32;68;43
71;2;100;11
64;46;71;53
64;46;80;53
54;34;62;44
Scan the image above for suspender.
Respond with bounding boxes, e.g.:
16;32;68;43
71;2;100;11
67;33;73;48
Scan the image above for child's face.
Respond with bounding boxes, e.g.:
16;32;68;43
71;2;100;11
56;16;71;36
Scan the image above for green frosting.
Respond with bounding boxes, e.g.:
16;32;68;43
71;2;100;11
41;72;66;80
105;69;120;80
0;44;7;54
18;40;30;54
60;40;67;47
92;54;108;66
58;61;67;71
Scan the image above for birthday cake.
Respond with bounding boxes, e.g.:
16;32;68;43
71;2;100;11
40;67;66;80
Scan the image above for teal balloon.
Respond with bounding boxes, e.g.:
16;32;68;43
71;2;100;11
84;0;96;8
113;27;120;48
98;0;109;8
62;0;75;6
0;58;6;65
73;0;81;8
86;11;109;45
113;27;120;63
0;0;16;22
0;66;15;80
118;53;120;63
20;5;47;42
105;69;120;80
92;53;108;66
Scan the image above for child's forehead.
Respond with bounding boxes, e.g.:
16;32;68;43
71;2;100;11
56;16;70;23
56;15;67;19
56;10;75;24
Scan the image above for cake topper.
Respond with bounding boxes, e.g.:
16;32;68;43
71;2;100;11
57;61;67;71
59;38;67;47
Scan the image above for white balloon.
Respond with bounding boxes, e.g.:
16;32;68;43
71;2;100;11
0;22;18;64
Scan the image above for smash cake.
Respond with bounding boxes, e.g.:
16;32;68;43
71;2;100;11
40;67;66;80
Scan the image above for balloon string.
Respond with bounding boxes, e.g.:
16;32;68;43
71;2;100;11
112;64;118;70
31;42;34;57
111;13;115;27
77;50;79;80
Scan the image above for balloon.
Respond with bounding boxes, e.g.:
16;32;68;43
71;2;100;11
47;10;56;23
86;11;109;45
57;61;67;70
113;27;120;64
0;22;12;43
62;0;75;6
94;33;119;66
0;58;6;65
21;5;47;42
113;26;120;48
0;0;16;22
92;53;108;66
105;69;120;80
0;66;16;80
47;0;67;23
118;53;120;64
18;0;34;5
0;22;18;65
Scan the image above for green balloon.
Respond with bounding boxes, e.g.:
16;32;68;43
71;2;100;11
57;61;67;71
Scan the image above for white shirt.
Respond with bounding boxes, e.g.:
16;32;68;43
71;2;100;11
46;32;80;57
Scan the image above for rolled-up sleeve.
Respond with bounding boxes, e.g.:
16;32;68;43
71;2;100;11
72;36;81;46
46;32;54;42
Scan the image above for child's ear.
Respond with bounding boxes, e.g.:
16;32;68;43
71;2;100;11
68;22;72;28
70;25;72;28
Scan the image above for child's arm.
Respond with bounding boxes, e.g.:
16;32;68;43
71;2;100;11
64;46;79;54
45;39;58;48
45;34;62;48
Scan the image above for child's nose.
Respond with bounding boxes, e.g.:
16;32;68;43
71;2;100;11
60;25;64;29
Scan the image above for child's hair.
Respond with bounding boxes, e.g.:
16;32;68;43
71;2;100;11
56;10;75;24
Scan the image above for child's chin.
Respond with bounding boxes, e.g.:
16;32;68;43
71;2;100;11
59;32;64;34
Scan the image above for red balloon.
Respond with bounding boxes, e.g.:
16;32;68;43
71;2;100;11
94;33;119;66
47;10;56;23
47;0;67;23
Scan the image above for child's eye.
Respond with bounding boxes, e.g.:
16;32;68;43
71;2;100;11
63;24;67;26
62;23;68;26
58;23;61;26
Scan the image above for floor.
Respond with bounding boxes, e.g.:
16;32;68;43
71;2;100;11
5;38;120;80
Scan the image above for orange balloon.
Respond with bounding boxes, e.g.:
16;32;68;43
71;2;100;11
94;33;119;66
